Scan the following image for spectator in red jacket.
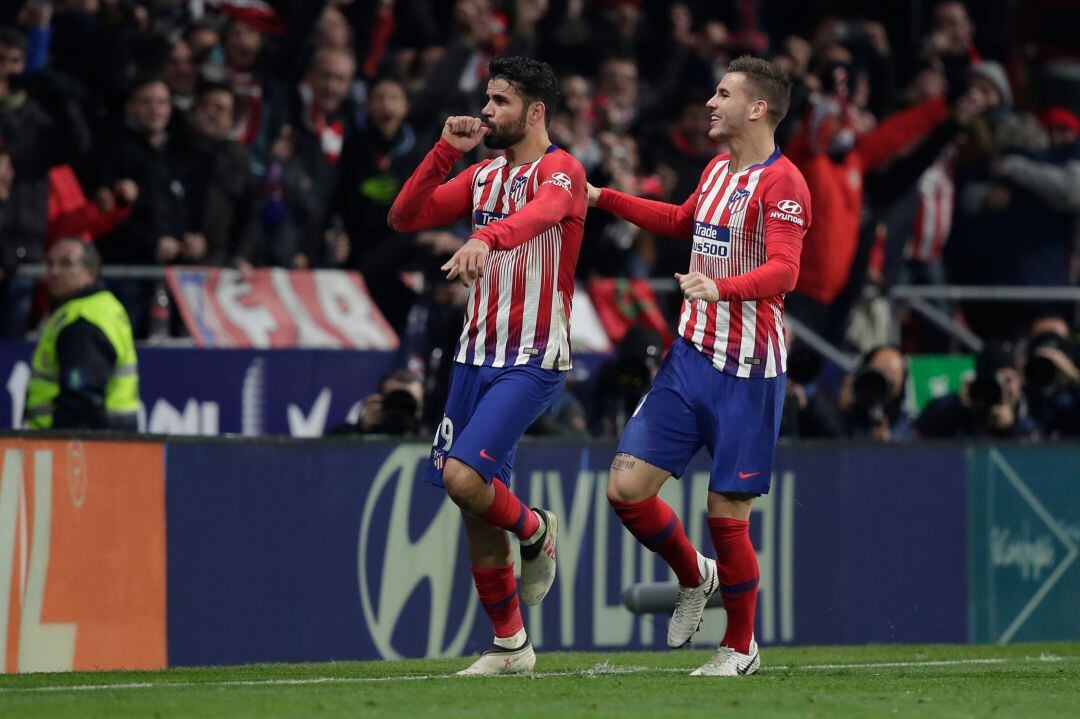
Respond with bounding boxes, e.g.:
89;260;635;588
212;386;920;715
47;165;137;248
784;43;950;339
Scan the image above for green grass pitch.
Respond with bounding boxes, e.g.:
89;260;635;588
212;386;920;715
1;642;1077;718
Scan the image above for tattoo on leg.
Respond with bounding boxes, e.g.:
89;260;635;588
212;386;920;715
611;455;636;471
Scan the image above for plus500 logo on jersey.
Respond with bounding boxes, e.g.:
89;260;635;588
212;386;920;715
693;221;730;258
474;210;508;228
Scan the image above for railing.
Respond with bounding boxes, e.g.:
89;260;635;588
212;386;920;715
889;285;1080;353
19;262;1078;367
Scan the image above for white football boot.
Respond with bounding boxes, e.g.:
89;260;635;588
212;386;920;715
519;508;558;605
690;637;760;676
667;554;719;647
455;641;536;676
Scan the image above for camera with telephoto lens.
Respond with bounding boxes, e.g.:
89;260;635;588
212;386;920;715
851;368;890;427
1024;332;1075;394
967;373;1008;416
379;389;420;435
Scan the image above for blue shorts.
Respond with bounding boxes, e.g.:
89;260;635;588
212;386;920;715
616;339;786;495
425;362;566;488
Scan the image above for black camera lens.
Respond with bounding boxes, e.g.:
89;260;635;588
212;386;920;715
968;375;1003;413
852;369;889;407
1024;355;1057;391
380;389;419;434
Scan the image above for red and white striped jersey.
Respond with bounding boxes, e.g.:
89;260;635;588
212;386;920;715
389;140;587;371
904;148;956;263
679;149;811;378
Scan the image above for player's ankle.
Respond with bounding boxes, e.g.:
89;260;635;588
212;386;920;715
520;510;545;546
493;628;528;650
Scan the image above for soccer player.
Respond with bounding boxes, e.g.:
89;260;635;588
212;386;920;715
388;56;587;675
587;56;811;676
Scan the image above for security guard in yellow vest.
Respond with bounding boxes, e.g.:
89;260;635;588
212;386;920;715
25;238;139;430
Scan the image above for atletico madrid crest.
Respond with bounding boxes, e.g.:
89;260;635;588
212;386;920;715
727;188;751;214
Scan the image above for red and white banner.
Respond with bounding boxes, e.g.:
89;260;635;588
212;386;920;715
167;268;399;350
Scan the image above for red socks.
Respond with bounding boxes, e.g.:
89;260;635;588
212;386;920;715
472;565;523;639
480;480;540;540
610;497;701;587
709;517;759;654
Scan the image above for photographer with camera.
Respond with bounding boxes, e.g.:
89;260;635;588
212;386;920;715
837;345;911;442
1021;316;1080;438
328;368;425;436
914;344;1037;439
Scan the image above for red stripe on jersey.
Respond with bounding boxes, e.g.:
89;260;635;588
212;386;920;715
532;236;554;355
506;249;527;359
724;300;743;373
750;300;773;378
701;299;718;360
483;252;503;357
464;281;483;359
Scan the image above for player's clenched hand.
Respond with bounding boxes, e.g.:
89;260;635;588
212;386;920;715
586;182;601;207
441;116;490;153
441;237;490;287
675;271;719;302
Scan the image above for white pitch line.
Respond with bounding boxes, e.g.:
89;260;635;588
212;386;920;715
0;656;1070;694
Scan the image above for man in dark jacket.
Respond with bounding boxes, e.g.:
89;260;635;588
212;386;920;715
176;82;260;268
338;75;425;332
261;47;356;269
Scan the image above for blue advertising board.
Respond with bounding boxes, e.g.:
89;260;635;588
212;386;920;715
164;440;971;666
0;342;609;437
0;340;397;436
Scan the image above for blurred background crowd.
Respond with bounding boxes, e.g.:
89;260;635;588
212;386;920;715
1;0;1078;441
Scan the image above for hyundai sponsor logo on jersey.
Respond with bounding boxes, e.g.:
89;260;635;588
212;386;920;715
693;221;730;258
769;199;805;226
474;210;508;228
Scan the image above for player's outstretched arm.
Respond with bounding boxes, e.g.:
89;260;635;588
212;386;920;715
386;116;489;233
588;182;696;239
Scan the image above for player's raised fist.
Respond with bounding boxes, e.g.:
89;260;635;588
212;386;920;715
441;116;491;153
675;271;719;302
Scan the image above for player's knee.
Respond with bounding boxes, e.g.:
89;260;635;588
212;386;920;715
443;460;485;505
606;471;643;505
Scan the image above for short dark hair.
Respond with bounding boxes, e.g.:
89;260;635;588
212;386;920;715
0;27;26;54
725;55;793;128
196;80;245;123
488;55;559;128
126;74;167;102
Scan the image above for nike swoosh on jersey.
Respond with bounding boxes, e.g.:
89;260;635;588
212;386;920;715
737;471;761;480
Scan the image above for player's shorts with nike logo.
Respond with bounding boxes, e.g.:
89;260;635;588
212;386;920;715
424;362;566;489
616;338;786;494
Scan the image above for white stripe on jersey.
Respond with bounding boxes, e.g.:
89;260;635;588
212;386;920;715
540;231;561;369
736;300;758;378
516;238;542;365
492;250;514;367
694;161;730;222
773;302;788;373
764;314;778;376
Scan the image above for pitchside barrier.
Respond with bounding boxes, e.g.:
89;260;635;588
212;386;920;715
0;435;1077;673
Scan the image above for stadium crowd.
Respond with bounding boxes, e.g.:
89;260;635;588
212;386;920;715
0;0;1078;439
